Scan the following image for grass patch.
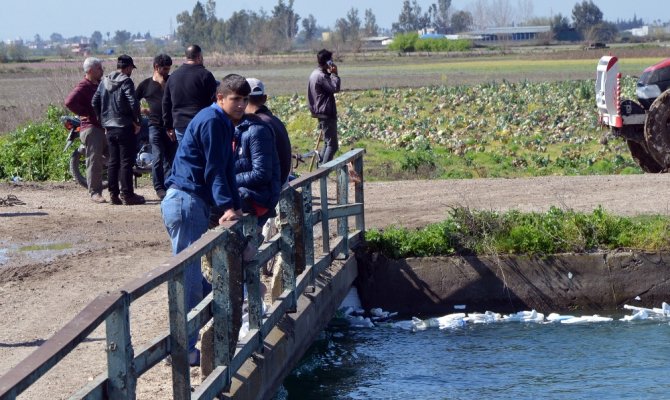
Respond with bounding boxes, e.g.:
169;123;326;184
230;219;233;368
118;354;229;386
365;206;670;258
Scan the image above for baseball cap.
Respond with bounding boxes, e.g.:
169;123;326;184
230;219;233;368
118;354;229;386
117;54;137;69
247;78;265;96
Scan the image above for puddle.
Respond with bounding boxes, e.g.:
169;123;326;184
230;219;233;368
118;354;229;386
19;243;72;252
0;242;74;267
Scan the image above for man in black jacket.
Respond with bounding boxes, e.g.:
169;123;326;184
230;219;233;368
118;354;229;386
136;54;174;200
92;54;145;206
162;44;217;143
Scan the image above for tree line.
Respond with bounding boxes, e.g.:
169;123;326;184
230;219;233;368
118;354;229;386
0;0;661;62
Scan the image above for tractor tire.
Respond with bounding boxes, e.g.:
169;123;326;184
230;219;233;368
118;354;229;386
644;89;670;169
626;140;663;173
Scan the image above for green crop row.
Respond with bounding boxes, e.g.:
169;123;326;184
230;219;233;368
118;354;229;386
276;77;642;179
365;206;670;258
0;78;644;182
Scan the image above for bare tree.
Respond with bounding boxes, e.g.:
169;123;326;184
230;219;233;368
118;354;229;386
468;0;489;29
490;0;514;27
301;14;318;42
516;0;534;25
467;0;523;29
451;10;474;32
363;9;379;37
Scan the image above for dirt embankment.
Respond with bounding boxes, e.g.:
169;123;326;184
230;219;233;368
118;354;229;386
2;174;670;398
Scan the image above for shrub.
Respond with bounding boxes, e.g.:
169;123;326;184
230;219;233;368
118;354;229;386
364;206;670;258
0;105;69;181
388;33;419;52
388;33;472;53
414;38;473;52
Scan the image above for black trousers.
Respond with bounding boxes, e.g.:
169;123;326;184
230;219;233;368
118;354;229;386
149;125;177;192
106;126;136;196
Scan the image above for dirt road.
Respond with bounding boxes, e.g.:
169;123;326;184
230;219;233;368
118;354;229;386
2;174;670;398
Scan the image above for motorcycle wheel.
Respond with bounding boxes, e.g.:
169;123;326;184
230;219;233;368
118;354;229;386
69;148;109;189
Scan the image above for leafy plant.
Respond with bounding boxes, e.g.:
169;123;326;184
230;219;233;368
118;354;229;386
0;105;69;181
364;206;670;258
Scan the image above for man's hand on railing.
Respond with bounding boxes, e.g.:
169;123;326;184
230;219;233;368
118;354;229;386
219;208;242;224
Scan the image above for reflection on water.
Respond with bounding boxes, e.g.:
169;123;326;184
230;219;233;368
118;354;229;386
282;318;670;399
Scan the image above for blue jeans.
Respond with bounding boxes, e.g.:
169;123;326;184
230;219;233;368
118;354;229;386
149;125;177;192
161;188;210;352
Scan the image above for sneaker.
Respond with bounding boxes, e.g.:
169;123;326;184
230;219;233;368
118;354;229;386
156;188;167;200
90;193;107;204
110;193;122;205
121;193;146;205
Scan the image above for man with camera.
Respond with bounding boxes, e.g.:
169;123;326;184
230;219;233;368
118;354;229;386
307;49;341;163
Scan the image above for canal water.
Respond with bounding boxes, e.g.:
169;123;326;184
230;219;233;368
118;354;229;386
278;315;670;399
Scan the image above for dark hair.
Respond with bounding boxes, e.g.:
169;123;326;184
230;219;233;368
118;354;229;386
218;74;250;97
248;95;266;106
317;49;333;66
185;44;202;60
153;54;172;68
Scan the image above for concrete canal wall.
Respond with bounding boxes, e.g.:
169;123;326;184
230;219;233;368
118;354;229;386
354;250;670;317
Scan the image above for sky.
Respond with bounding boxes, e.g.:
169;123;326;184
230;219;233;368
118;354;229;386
1;0;667;42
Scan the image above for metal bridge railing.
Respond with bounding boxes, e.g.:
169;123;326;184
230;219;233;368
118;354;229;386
0;148;365;400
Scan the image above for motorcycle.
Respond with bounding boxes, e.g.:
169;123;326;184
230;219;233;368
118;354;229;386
61;116;154;189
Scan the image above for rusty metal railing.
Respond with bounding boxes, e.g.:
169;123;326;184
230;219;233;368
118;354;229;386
0;148;365;400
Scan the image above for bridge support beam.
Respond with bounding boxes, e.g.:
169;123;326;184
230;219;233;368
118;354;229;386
214;254;358;400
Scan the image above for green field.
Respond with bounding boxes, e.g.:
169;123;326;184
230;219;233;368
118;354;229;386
1;48;668;182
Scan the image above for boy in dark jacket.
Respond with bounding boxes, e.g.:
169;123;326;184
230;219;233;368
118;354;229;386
245;78;292;186
209;75;281;228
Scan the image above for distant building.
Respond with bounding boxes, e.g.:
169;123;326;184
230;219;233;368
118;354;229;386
468;26;551;42
71;43;90;55
361;36;392;46
626;26;648;37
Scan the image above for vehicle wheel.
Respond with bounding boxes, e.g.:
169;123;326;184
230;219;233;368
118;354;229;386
69;148;88;188
644;89;670;169
69;148;109;189
626;140;663;173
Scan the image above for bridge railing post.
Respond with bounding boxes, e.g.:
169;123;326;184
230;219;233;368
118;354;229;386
336;165;349;259
211;229;244;383
243;216;264;352
167;269;191;400
319;176;330;254
299;186;314;274
278;189;299;312
354;156;365;233
105;292;136;399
